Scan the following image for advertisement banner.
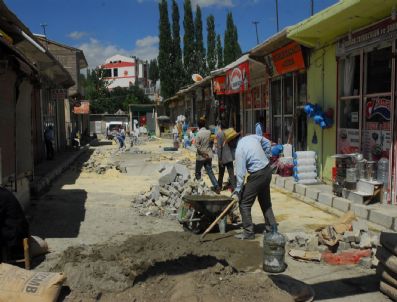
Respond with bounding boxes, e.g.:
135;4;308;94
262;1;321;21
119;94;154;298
225;61;250;95
338;128;360;154
270;42;305;76
213;76;226;95
362;96;391;160
73;101;90;114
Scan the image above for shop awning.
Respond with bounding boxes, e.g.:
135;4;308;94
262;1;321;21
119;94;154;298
249;29;289;58
210;54;250;76
0;1;75;88
287;0;397;48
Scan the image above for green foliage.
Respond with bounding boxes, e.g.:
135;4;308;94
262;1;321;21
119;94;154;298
148;59;159;83
158;0;174;99
206;15;216;72
216;34;224;68
171;0;184;93
83;68;150;114
223;12;242;65
183;0;195;81
194;5;206;75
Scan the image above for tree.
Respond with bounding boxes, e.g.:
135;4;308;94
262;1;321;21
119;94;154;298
171;0;184;92
158;0;173;99
216;34;224;68
223;12;242;65
183;0;195;81
148;59;159;84
206;15;216;72
194;5;206;75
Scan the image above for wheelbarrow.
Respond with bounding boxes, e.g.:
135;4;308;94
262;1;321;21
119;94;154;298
177;195;233;235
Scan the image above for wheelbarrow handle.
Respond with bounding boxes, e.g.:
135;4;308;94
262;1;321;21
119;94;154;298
200;198;238;240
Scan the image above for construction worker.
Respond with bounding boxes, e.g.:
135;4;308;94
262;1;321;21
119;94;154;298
232;134;277;240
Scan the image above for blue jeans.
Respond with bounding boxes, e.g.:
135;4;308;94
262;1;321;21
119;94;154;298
195;159;219;189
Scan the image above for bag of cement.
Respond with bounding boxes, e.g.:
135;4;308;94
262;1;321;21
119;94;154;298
0;263;65;302
29;236;49;258
381;232;397;256
380;280;397;301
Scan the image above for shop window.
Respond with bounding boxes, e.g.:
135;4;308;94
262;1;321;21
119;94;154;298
273;117;282;144
297;72;307;105
366;47;392;94
283;75;293;115
283;116;294;143
339;99;360;129
271;79;282;115
113;68;118;77
341;55;360;97
103;69;111;78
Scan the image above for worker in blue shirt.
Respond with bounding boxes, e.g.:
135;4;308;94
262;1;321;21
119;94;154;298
232;134;277;240
255;115;265;137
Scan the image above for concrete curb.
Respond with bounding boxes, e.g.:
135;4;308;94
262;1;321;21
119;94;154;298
271;174;391;233
31;145;89;196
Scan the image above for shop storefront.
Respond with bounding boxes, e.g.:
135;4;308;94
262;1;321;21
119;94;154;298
336;17;397;202
266;42;308;149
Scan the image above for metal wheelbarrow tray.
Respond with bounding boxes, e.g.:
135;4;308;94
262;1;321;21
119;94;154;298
178;195;232;234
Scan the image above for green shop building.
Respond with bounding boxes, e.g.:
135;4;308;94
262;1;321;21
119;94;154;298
287;0;397;201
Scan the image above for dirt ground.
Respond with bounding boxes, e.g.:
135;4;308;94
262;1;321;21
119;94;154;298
28;139;389;302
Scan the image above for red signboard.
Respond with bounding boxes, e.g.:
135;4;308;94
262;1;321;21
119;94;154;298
73;101;90;114
213;76;226;95
225;61;250;95
271;42;305;75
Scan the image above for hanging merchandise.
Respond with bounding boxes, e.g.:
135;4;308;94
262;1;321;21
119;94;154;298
312;130;318;144
304;103;334;129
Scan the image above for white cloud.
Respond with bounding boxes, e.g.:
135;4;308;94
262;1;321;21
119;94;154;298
76;35;159;69
191;0;234;7
131;35;159;61
68;31;88;40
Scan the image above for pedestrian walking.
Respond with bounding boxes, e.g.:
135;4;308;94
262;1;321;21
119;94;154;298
44;125;55;160
216;123;237;191
195;118;221;194
232;134;277;240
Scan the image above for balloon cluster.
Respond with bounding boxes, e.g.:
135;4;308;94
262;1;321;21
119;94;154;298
303;103;333;129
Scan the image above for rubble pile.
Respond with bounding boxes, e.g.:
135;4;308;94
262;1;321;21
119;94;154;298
287;212;380;267
132;164;215;217
130;147;151;155
78;149;126;174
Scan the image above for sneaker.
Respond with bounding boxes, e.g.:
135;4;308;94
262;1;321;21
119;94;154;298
234;232;255;240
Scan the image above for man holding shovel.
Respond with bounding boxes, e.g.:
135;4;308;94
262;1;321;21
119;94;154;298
232;134;277;240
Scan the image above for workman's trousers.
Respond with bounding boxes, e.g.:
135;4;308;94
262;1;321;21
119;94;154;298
195;159;219;189
218;162;236;190
239;165;276;235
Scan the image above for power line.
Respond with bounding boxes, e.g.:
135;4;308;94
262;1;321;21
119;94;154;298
40;23;48;49
311;0;314;16
252;21;260;44
275;0;279;32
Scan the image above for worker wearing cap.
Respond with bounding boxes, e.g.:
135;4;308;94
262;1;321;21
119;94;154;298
232;134;277;240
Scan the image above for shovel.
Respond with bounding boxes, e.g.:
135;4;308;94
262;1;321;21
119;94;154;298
200;198;238;241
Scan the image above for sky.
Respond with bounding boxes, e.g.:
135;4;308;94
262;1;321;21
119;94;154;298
5;0;338;69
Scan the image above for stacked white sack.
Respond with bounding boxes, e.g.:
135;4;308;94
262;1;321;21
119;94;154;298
293;151;317;184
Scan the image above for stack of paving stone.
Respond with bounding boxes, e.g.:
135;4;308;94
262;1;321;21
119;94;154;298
376;232;397;300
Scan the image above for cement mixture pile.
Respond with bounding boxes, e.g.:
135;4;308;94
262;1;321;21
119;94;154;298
132;163;216;217
77;149;127;175
43;232;293;302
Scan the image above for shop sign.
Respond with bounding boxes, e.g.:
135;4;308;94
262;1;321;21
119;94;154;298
337;17;397;56
338;128;360;154
362;97;391;160
225;61;250;94
251;86;261;109
266;42;305;76
213;76;226;95
73;101;90;114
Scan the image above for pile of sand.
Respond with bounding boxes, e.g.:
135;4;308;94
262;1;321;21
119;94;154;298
42;232;293;301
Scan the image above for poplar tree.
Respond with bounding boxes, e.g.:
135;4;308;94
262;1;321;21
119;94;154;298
171;0;184;92
194;5;206;75
158;0;173;98
183;0;195;81
206;15;216;72
216;34;224;68
223;12;241;65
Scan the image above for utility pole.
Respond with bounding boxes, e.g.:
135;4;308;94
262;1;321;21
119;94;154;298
252;21;260;44
275;0;279;32
311;0;314;16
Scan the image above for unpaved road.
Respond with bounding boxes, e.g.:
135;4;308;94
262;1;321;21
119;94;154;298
28;139;388;301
